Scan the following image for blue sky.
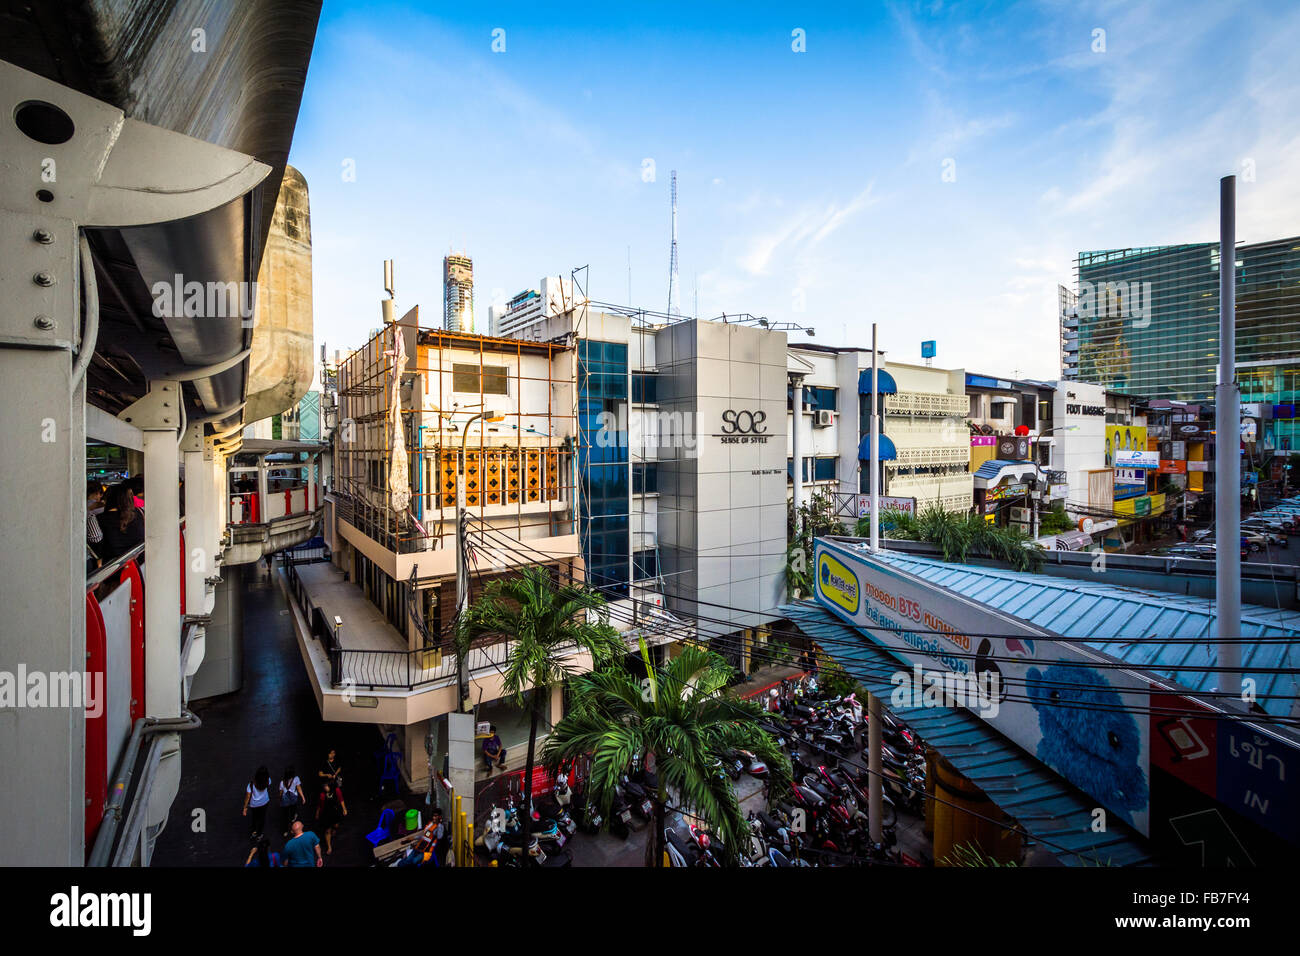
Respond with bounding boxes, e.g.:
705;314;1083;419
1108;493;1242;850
290;0;1300;378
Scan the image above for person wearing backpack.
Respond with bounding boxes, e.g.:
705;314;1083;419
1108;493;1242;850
278;766;307;837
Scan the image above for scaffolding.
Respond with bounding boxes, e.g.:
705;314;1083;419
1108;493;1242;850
334;311;578;564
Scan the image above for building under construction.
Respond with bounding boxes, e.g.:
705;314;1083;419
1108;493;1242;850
329;307;582;640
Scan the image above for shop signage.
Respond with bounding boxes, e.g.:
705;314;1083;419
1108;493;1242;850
970;436;996;447
984;482;1028;502
1157;460;1187;475
1174;423;1207;438
996;436;1031;460
856;495;917;518
813;539;1153;835
714;409;770;444
1064;403;1105;416
1114;449;1159;468
1187;460;1208;472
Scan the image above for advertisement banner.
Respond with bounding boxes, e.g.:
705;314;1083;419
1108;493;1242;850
814;538;1152;835
1114;449;1159;468
984;482;1028;502
1107;424;1147;467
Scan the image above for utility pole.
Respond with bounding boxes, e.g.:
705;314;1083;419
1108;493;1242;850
870;323;880;552
456;409;499;712
791;373;805;541
867;322;883;845
1216;175;1242;700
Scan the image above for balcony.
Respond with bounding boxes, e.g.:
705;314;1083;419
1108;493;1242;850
884;391;970;418
884;472;975;513
281;557;614;725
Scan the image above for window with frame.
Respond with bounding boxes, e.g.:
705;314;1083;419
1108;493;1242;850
452;362;509;395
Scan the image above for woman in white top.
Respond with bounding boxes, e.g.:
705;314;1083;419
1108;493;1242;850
278;765;307;837
242;766;272;838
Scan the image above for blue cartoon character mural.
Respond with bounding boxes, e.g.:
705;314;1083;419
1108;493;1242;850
1025;665;1148;825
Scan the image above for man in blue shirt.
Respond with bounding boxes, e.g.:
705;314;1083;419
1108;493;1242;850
482;725;506;773
283;820;323;867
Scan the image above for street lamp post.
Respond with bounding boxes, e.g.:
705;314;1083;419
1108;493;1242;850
455;409;502;712
1029;425;1078;538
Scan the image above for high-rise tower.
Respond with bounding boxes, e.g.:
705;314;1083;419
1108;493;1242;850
443;252;474;333
667;171;680;316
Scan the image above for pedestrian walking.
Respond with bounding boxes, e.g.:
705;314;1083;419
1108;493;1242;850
242;766;272;838
315;779;348;855
278;765;307;836
318;748;344;791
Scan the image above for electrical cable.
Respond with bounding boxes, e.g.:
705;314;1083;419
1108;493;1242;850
464;524;1300;726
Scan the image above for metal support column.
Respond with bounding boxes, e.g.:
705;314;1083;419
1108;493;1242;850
1216;175;1242;699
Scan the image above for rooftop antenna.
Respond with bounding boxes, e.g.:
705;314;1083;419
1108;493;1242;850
667;170;680;315
382;259;395;324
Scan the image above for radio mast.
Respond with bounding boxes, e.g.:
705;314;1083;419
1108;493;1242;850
667;170;680;315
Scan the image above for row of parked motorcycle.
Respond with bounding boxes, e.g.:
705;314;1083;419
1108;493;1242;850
667;676;929;867
757;677;927;866
476;675;931;867
476;762;663;866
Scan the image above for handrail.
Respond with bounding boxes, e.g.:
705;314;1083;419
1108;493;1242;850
86;542;146;590
87;712;202;867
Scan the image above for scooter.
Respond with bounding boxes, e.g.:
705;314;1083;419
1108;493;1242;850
609;787;634;839
665;827;701;867
737;748;769;777
687;823;722;867
622;775;655;821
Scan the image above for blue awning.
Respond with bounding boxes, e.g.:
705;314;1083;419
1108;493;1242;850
858;433;896;461
781;601;1156;866
858;368;897;395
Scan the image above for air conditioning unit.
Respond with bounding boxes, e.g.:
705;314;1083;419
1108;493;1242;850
813;409;835;428
1009;507;1032;523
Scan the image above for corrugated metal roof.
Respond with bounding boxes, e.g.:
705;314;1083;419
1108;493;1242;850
782;601;1156;866
862;549;1300;719
974;459;1033;481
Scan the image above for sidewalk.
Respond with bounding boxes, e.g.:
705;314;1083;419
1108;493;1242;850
152;563;413;867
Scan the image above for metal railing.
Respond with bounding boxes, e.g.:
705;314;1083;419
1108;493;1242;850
282;549;516;692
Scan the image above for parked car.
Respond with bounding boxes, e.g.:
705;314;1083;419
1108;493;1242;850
1152;545;1213;559
1241;521;1288;546
1237;528;1279;548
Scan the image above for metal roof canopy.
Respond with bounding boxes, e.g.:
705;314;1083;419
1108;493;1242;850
782;601;1157;866
236;438;328;456
870;550;1300;722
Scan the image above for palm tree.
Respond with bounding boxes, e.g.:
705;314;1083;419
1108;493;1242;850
860;503;1044;572
459;565;625;847
543;639;791;866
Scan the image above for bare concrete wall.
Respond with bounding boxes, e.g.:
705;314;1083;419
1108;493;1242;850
246;165;315;425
